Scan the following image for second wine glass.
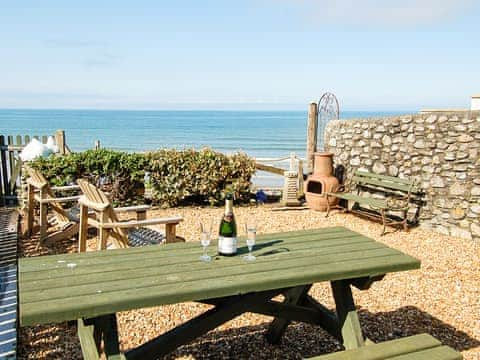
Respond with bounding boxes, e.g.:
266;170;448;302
244;218;256;261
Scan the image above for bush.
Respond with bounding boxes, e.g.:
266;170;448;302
30;148;256;207
145;148;256;206
30;149;146;205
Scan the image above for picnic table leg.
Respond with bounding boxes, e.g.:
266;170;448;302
265;285;311;344
78;314;124;360
331;280;365;350
125;289;282;360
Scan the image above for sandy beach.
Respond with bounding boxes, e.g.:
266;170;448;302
18;205;480;359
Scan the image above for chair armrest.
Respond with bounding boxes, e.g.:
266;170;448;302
100;216;183;229
113;205;151;213
35;195;82;204
51;184;81;192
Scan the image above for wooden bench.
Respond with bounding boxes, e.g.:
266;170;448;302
325;170;421;235
308;333;462;359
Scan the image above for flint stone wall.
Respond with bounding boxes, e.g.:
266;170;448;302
324;111;480;241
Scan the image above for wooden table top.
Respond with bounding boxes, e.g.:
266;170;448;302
19;226;420;326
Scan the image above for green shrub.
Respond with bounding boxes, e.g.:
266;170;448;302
30;148;255;207
30;149;146;205
146;148;255;206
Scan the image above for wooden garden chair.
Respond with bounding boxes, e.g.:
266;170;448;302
25;166;82;244
76;179;183;251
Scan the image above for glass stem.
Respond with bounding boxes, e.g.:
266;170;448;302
203;246;207;257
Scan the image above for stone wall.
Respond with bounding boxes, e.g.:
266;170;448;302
324;111;480;241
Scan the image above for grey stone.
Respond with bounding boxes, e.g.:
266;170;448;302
421;157;432;165
362;130;371;138
376;125;386;132
453;164;468;172
401;117;413;124
471;223;480;236
431;176;445;188
391;144;400;152
372;161;387;174
456;152;469;160
444;152;456;161
371;141;382;148
437;142;448;150
400;124;410;132
425;115;437;124
328;138;337;147
407;133;416;143
388;165;399;176
471;205;480;214
422;166;434;174
450;207;466;220
454;124;467;131
382;135;392;146
456;172;467;180
473;178;480;185
435;225;450;235
450;182;467;196
450;226;472;240
350;157;361;166
414;139;426;149
458;134;474;143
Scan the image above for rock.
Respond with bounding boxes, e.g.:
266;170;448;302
449;182;467;196
444;152;456;161
472;187;480;196
382;135;392;146
425;115;437;124
473;178;480;185
350;157;361;166
458;134;474;143
453;164;468;172
431;176;445;188
454;124;467;131
388;165;399;176
422;166;434;174
400;124;410;132
437;141;448;150
372;161;387;174
371;141;382;148
434;225;450;235
414;139;425;149
362;130;371;138
376;125;386;132
328;138;337;147
421;157;431;165
450;226;472;240
407;134;416;143
450;207;466;220
401;116;413;124
471;223;480;236
470;205;480;214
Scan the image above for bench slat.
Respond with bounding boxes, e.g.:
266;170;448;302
308;334;458;360
352;176;413;193
354;171;414;186
326;193;387;209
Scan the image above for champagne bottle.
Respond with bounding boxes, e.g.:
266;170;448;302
218;193;237;256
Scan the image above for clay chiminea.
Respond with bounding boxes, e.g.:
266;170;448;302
305;152;340;211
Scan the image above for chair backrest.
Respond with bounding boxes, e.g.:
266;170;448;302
77;179;128;248
25;166;70;224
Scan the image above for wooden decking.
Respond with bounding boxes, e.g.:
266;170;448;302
0;208;18;359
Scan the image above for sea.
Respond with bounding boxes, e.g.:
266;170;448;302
0;109;408;187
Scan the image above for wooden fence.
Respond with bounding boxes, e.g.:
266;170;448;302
0;129;68;205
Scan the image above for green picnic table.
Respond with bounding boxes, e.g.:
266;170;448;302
19;226;420;359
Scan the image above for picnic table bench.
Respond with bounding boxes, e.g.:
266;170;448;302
325;170;421;235
19;226;421;359
309;333;462;359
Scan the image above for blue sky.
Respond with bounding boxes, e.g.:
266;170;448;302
1;0;479;110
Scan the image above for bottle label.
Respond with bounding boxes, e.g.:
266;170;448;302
218;236;237;255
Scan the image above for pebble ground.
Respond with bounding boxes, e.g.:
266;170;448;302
18;205;480;359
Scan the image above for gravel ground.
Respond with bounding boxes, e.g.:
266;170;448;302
18;205;480;359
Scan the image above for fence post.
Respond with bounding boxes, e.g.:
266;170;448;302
55;130;66;155
306;101;318;174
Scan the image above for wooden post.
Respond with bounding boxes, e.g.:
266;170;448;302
39;189;48;242
27;183;34;236
55;130;66;155
306;101;318;174
297;159;304;197
95;140;101;150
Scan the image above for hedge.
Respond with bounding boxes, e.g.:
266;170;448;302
30;148;255;206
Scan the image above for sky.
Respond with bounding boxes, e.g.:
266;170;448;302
0;0;479;111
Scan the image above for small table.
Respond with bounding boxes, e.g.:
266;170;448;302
19;227;420;359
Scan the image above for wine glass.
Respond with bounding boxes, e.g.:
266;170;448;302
199;221;212;262
244;218;256;261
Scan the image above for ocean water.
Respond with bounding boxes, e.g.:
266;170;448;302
0;109;408;186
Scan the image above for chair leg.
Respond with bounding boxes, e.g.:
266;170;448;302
325;196;331;218
27;184;34;236
380;210;386;236
39;202;48;243
165;224;176;243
